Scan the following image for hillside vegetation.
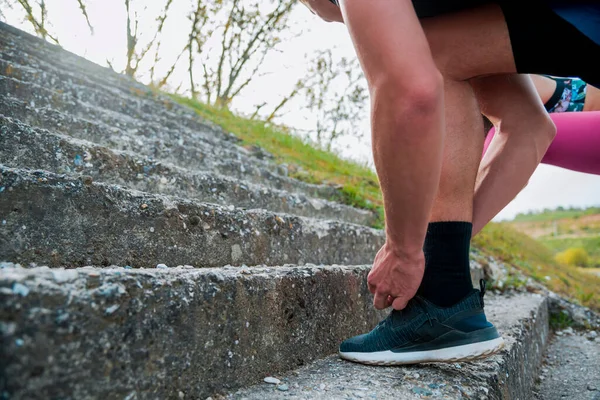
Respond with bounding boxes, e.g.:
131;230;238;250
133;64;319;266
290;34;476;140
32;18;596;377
474;223;599;311
174;96;599;311
509;207;600;268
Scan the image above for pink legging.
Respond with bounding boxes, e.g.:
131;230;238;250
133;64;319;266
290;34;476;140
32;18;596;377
484;111;600;175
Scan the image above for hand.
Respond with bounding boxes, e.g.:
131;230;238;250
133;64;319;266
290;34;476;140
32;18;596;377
367;243;425;310
299;0;344;23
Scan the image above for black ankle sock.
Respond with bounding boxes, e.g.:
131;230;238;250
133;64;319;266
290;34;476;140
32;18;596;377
417;221;474;307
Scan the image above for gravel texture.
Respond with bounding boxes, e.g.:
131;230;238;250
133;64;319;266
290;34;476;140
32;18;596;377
536;331;600;400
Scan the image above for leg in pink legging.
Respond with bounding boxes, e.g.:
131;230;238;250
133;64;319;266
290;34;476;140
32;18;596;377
484;111;600;175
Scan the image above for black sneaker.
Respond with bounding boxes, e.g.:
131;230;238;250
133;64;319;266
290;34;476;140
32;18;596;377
339;281;504;365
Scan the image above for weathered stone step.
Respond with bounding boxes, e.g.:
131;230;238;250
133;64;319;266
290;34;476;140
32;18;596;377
0;116;376;225
0;73;267;168
0;21;158;99
0;46;236;142
0;263;549;399
0;166;384;268
0;48;217;141
0;263;383;399
0;53;177;121
229;293;549;400
0;76;342;201
0;34;346;202
0;93;342;200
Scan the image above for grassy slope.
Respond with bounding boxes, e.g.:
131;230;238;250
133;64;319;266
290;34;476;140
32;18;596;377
173;95;384;227
474;223;599;311
173;96;599;311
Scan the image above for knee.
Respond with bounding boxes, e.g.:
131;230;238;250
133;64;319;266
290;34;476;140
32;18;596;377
372;68;444;117
498;112;557;147
542;115;557;143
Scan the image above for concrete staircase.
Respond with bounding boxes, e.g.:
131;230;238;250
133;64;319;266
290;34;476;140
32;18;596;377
1;22;551;399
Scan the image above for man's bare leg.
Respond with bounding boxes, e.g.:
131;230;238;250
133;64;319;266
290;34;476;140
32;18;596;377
419;6;556;237
339;3;548;365
413;5;520;306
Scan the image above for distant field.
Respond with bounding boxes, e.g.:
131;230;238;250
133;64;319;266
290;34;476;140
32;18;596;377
508;207;600;271
510;214;600;239
513;207;600;223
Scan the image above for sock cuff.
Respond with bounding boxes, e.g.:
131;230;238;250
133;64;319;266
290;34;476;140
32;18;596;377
427;221;473;236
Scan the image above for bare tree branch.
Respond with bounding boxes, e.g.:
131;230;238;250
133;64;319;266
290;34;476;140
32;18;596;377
75;0;94;33
15;0;59;43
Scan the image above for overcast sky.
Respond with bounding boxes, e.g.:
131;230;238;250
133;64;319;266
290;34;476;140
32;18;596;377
3;0;600;220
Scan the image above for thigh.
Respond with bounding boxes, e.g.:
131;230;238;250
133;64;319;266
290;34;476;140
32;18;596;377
420;4;517;81
418;1;600;86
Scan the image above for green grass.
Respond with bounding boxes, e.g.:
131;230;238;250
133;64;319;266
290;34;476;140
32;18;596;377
513;206;600;222
549;311;575;330
172;95;385;227
473;223;600;311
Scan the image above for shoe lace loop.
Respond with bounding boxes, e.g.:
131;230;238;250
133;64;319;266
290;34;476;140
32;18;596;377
479;279;487;308
414;297;434;327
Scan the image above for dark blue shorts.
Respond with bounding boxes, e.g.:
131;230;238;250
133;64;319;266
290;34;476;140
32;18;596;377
331;0;600;88
500;1;600;88
411;0;600;87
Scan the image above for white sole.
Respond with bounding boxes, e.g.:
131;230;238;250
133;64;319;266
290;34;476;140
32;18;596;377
339;336;505;366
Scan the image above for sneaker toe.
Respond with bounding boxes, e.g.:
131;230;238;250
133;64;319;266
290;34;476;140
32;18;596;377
339;333;369;353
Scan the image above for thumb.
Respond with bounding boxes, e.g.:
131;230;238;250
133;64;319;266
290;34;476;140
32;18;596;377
392;296;409;311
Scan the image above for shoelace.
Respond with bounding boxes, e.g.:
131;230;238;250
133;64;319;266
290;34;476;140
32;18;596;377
480;279;487;308
413;297;434;327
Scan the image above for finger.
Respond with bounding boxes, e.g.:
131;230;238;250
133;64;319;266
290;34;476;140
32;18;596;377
392;296;409;311
373;292;390;310
367;281;377;294
386;295;394;307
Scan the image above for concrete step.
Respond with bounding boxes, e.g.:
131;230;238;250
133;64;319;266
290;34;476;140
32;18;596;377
0;79;342;200
0;52;178;121
0;44;213;132
229;293;549;400
0;74;280;174
0;166;384;268
0;53;230;144
536;331;599;400
0;262;549;399
0;21;169;103
0;54;241;151
0;263;384;399
0;116;376;225
0;28;347;203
